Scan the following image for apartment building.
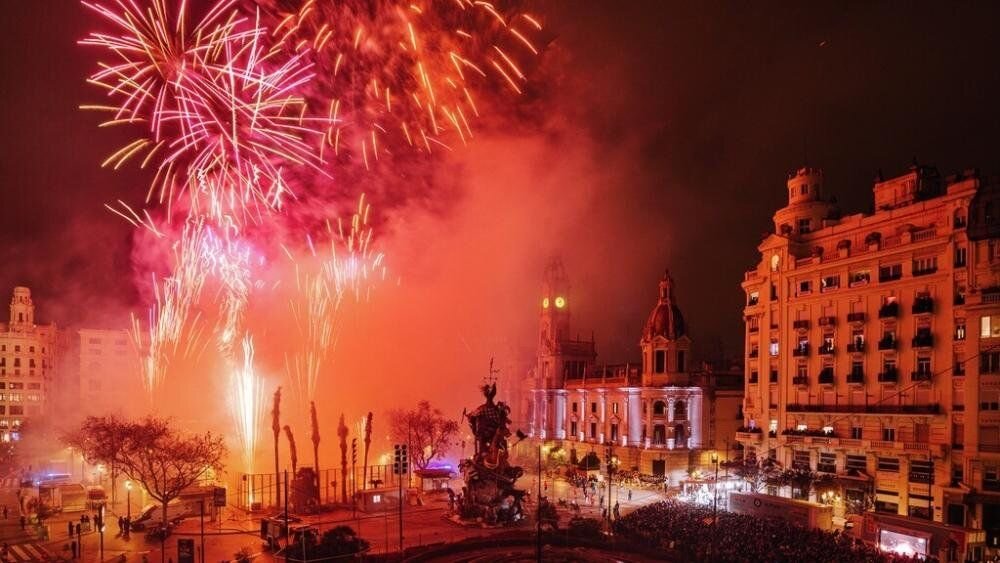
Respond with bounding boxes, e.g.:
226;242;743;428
738;165;999;559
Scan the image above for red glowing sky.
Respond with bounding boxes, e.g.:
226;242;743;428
1;2;1000;443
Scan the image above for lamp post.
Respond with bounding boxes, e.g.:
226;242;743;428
604;442;618;532
711;453;720;521
125;481;132;538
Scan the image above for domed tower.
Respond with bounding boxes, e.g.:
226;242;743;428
641;271;691;386
772;167;835;237
9;286;35;331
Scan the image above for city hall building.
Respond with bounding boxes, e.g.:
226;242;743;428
738;164;999;558
526;261;743;482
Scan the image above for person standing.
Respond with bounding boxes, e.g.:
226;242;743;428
71;540;77;559
68;520;74;537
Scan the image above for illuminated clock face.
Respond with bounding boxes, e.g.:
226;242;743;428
554;296;566;309
542;297;550;309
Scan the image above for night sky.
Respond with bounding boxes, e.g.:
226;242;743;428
2;1;1000;372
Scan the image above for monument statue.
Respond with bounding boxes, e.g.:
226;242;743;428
457;377;526;525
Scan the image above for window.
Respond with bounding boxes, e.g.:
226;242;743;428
913;256;938;275
798;218;812;233
610;424;619;442
982;316;1000;338
570;421;578;437
674;400;687;420
792;450;811;470
883;357;896;373
879;263;903;281
9;394;21;402
612;402;619;415
878;457;900;472
653;401;666;416
572;402;578;413
955;246;967;267
818;453;837;473
821;275;840;290
916;356;931;375
955;321;966;341
8;406;23;416
850;270;871;286
769;340;779;357
952;464;964;485
981;391;1000;411
799;280;812;294
26;383;39;390
12;359;19;368
846;454;867;473
910;460;934;484
677;351;686;372
851;426;863;440
747;317;760;333
591;402;597;414
748;291;759;306
654;350;666;373
882;428;896;442
9;383;23;390
88;337;102;345
590;422;597;439
980;352;1000;374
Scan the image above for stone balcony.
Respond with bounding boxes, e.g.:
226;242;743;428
735;431;762;444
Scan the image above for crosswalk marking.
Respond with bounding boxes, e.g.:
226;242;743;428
7;542;53;562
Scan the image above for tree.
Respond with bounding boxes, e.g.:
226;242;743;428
362;412;373;490
337;415;348;503
388;401;459;470
309;402;320;489
283;425;298;476
272;388;282;499
721;457;783;493
64;416;225;529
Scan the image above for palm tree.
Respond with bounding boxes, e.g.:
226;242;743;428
310;402;321;492
338;414;349;503
283;425;298;476
271;387;282;506
362;412;373;491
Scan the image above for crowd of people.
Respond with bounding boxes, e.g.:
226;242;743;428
614;500;936;563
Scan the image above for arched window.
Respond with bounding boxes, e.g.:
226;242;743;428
674;400;687;420
653;400;666;416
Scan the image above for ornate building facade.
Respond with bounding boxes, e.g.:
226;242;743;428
528;261;743;480
738;165;999;558
0;287;62;441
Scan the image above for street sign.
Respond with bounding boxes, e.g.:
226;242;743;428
213;486;227;507
177;538;195;563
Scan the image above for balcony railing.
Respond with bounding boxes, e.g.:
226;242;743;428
819;344;835;355
847;312;866;323
912;334;934;348
911;371;932;382
878;370;899;383
748;350;759;358
769;372;778;384
793;320;810;330
848;341;865;353
846;372;865;384
785;403;941;414
912;298;934;314
793;376;809;386
981;444;1000;453
792;345;810;357
819;316;836;327
749;373;759;384
879;272;903;283
878;338;897;350
879;302;900;318
913;267;938;277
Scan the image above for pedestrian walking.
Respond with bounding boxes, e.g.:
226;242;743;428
75;523;81;536
71;540;77;559
614;501;620;520
628;489;633;501
68;520;74;537
599;494;604;507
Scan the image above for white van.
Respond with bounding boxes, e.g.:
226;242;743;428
130;500;200;529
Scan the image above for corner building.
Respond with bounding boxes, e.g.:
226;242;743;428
739;165;999;556
529;260;743;482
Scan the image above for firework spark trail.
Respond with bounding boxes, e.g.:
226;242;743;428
259;0;544;174
231;334;266;477
82;0;329;221
130;219;213;394
284;195;387;407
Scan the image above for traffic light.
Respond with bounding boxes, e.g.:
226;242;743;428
393;444;408;475
351;438;357;465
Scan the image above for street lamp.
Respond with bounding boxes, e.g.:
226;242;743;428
711;453;720;521
125;481;132;537
604;442;619;532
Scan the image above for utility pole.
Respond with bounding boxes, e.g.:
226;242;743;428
284;470;289;550
199;499;205;563
536;443;543;563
